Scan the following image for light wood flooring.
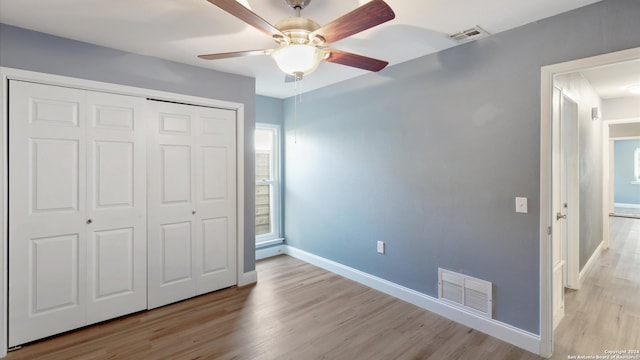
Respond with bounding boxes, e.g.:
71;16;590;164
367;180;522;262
7;261;540;359
6;217;638;359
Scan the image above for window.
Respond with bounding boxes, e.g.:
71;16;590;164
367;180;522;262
255;124;282;245
635;148;640;183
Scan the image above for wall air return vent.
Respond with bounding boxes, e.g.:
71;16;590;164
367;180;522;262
448;26;490;44
438;268;493;318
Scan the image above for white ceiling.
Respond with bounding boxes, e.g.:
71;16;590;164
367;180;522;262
580;59;640;99
0;0;606;98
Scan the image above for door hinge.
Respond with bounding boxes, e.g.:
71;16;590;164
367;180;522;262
547;226;552;235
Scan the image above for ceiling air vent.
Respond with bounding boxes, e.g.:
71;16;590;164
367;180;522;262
448;26;489;44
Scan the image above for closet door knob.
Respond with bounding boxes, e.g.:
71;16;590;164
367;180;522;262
86;219;93;224
192;210;196;215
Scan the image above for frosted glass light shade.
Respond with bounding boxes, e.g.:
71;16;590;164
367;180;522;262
271;44;323;76
628;84;640;94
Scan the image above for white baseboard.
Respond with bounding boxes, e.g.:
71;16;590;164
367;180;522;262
614;202;640;209
256;244;285;260
283;245;541;356
238;270;257;287
579;241;603;281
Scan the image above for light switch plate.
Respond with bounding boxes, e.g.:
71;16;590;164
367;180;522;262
377;241;385;254
516;197;528;213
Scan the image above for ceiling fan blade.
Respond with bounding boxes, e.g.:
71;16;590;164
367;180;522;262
311;0;395;45
205;0;284;38
198;49;269;60
324;49;389;72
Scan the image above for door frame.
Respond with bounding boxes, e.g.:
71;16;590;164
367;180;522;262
0;67;248;357
539;46;640;357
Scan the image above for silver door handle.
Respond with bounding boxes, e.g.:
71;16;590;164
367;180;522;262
556;212;567;220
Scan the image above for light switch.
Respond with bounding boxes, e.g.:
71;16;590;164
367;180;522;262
377;241;385;254
516;197;528;213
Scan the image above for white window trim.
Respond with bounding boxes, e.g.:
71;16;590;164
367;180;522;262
255;123;282;246
633;148;640;184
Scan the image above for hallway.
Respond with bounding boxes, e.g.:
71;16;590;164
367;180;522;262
552;216;640;358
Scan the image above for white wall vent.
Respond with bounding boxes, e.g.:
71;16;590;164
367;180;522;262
438;268;493;318
447;26;490;44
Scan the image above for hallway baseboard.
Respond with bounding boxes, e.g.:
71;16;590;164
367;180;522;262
579;241;603;282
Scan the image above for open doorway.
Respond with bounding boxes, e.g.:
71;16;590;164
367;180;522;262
539;47;640;357
607;124;640;218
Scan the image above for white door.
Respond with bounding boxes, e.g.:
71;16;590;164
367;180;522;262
560;94;580;290
85;91;148;324
551;87;567;330
9;81;148;346
9;81;88;346
147;101;197;308
193;106;237;295
147;101;236;309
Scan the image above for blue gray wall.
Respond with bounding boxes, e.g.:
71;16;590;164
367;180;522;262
256;95;284;126
576;88;604;270
0;24;258;273
283;0;640;334
614;139;640;205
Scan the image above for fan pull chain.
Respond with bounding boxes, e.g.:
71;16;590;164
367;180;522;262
293;75;304;144
294;77;298;144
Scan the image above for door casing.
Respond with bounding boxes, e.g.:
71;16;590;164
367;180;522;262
539;46;640;358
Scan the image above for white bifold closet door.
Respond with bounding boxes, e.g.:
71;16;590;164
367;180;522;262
9;81;147;347
147;101;237;309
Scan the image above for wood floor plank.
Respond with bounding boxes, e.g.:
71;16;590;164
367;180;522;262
6;216;637;359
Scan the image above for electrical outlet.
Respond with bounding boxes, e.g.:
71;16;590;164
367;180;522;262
377;241;385;254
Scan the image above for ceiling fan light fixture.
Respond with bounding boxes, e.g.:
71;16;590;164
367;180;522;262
271;44;323;76
200;0;395;78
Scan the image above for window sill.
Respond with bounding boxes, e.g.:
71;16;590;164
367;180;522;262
256;238;285;248
632;181;640;185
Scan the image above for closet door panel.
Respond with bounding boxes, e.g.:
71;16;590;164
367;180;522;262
148;103;197;309
201;217;229;274
161;145;192;203
9;81;87;347
92;228;135;297
148;103;237;307
30;234;81;312
10;83;148;346
94;141;134;207
194;108;237;294
31;138;80;212
160;221;193;283
85;91;147;324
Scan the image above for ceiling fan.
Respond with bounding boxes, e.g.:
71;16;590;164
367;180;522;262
198;0;395;81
